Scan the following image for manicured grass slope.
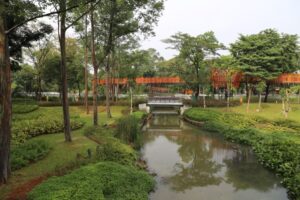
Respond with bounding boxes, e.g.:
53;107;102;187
28;162;154;200
184;108;300;199
0;106;130;199
216;103;300;122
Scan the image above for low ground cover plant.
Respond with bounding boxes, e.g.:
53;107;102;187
184;108;300;199
12;108;84;144
11;140;51;170
83;126;138;166
28;162;154;200
12;117;84;144
12;104;39;114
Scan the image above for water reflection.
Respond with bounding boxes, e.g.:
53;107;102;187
141;114;288;200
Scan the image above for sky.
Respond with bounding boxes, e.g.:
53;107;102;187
140;0;300;60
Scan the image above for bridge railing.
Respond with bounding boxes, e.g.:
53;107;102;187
148;97;182;104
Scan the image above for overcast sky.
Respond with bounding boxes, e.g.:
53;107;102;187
140;0;300;59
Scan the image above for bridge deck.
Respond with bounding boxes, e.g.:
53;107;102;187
147;96;183;107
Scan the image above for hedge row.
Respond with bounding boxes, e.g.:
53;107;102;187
184;108;300;199
12;117;84;144
12;104;39;114
28;162;154;200
183;98;241;107
83;126;138;166
38;99;147;107
11;140;51;170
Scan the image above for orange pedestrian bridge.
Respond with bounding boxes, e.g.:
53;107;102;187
97;73;300;87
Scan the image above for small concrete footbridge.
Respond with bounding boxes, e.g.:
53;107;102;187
147;94;185;114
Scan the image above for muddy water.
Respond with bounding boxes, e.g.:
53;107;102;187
141;114;288;200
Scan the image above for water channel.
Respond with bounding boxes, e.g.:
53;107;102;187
141;113;288;200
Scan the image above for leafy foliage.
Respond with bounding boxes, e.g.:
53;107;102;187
115;115;141;148
230;29;300;81
163;32;224;96
11;140;51;170
83;126;137;166
12;108;84;144
28;162;154;200
12;103;39;114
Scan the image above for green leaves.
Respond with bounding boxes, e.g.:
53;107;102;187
230;29;300;81
28;162;155;200
11;139;51;170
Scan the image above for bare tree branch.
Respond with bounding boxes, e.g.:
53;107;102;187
5;0;96;34
65;0;101;30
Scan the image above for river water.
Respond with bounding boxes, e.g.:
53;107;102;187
141;114;288;200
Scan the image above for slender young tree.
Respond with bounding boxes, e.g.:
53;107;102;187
0;0;99;183
90;8;99;125
93;0;164;118
84;15;89;114
164;32;223;99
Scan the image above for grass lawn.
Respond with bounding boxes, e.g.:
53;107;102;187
0;106;127;199
214;102;300;122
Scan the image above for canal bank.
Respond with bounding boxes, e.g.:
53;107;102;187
183;108;300;200
141;113;288;200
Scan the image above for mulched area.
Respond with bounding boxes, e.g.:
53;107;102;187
6;176;46;200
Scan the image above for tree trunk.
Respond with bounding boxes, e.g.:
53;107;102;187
90;10;98;126
59;0;72;142
245;81;249;99
105;56;112;118
194;84;200;100
226;88;230;111
84;15;89;114
130;87;133;114
0;5;12;183
264;82;270;103
246;87;251;113
202;87;206;108
77;82;81;100
258;93;262;112
37;75;42;101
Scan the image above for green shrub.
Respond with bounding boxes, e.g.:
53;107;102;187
83;126;137;166
132;111;147;121
12;117;84;144
116;115;141;148
183;98;240;107
28;162;155;200
11;140;51;170
96;142;137;166
184;108;300;198
12;104;39;114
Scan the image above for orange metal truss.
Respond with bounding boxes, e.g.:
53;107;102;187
275;73;300;84
211;69;243;88
98;76;184;85
96;73;300;88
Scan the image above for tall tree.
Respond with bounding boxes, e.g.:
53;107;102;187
47;0;101;141
230;29;300;102
26;38;54;100
90;7;99;125
94;0;164;118
0;0;11;184
164;32;223;99
1;0;52;183
214;55;237;110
